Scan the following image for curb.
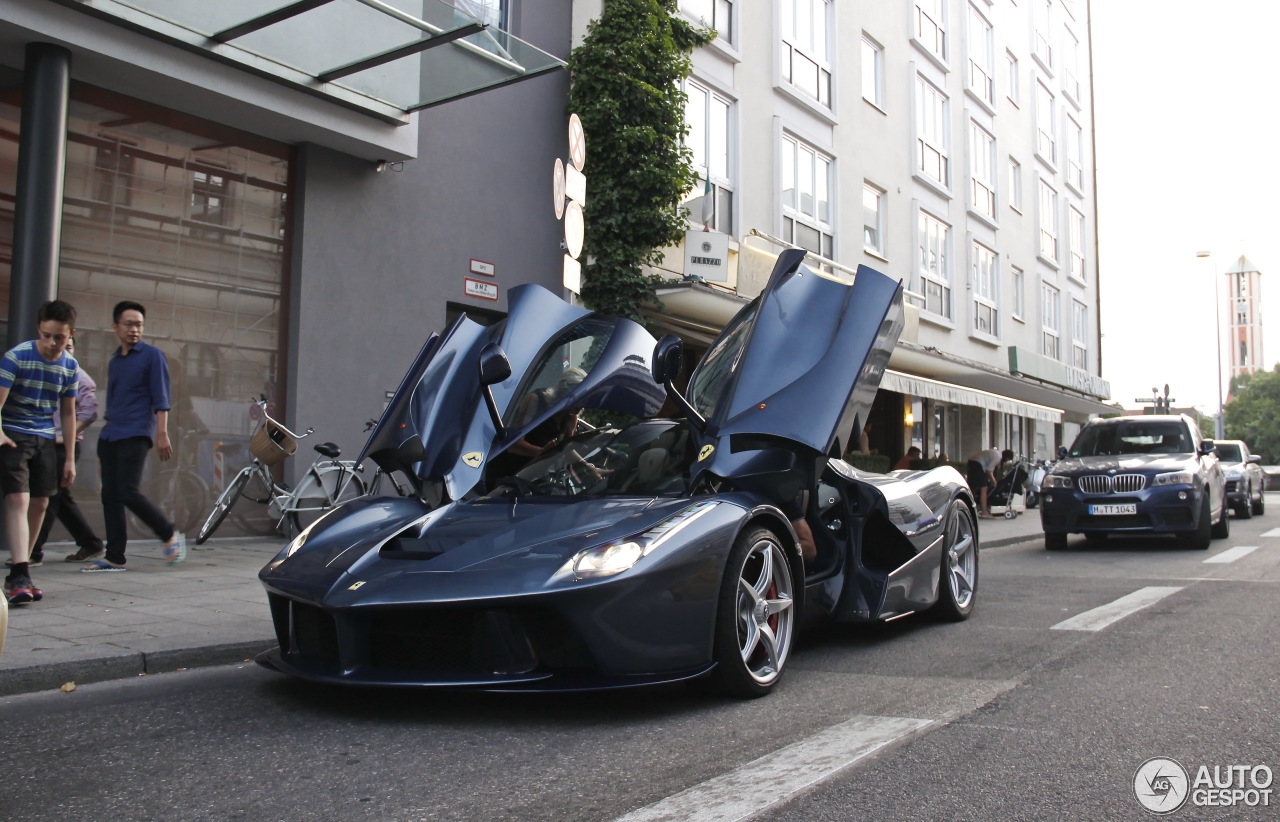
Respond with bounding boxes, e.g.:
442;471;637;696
0;639;275;698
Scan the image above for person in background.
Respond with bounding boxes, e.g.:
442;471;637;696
966;447;1014;518
84;301;185;572
0;300;79;605
32;337;105;564
893;446;922;471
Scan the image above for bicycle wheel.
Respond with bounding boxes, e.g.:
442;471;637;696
196;468;253;544
284;465;367;539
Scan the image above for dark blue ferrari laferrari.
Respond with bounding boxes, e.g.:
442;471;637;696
258;249;980;697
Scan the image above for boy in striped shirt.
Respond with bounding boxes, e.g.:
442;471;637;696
0;300;79;605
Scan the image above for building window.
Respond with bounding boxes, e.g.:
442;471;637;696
680;0;734;45
92;138;137;222
968;4;994;106
1071;299;1088;369
683;78;734;232
1063;26;1081;102
1065;114;1084;191
781;0;832;107
862;35;884;108
1034;0;1054;71
972;241;999;337
190;166;230;240
1007;50;1019;105
1068;206;1085;282
1009;157;1022;211
467;0;507;29
969;120;996;220
1012;266;1025;320
781;132;833;257
1036;80;1056;166
863;182;885;255
1038;179;1058;262
1042;283;1061;360
916;75;950;188
917;210;952;320
915;0;948;63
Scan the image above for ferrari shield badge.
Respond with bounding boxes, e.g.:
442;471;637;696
461;452;484;468
698;444;715;462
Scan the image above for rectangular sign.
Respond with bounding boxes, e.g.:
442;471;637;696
464;277;499;301
684;230;730;283
563;254;582;295
469;258;495;276
565;164;587;205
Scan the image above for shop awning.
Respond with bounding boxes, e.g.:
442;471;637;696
881;370;1063;424
60;0;566;121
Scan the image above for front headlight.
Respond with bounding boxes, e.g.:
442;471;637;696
1153;471;1195;487
555;501;718;581
1223;466;1243;480
1043;474;1074;489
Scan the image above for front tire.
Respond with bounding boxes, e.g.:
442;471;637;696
196;469;252;544
707;527;797;698
1211;497;1231;539
1024;490;1038;509
1252;489;1265;516
1183;495;1212;550
930;500;978;621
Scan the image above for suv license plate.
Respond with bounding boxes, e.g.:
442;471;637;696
1090;504;1137;515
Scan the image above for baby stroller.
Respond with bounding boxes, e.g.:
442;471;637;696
988;457;1030;518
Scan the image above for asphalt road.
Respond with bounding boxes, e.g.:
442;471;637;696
3;506;1278;822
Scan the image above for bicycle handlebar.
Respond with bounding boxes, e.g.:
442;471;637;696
252;397;311;441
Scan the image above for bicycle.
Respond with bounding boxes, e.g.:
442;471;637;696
195;398;367;543
140;426;211;535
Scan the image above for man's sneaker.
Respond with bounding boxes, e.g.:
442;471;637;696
65;545;105;563
163;533;187;566
81;559;127;573
4;575;36;605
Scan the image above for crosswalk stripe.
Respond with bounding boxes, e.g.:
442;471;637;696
1260;528;1280;538
1203;545;1259;564
1051;586;1183;632
611;715;931;822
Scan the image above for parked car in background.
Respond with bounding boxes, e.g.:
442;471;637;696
1039;415;1228;550
1214;440;1266;517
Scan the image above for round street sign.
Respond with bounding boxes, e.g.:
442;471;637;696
568;113;586;171
553;157;565;220
564;199;584;259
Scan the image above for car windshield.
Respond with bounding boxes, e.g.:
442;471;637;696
488;421;691;498
1215;443;1243;462
1069;421;1191;456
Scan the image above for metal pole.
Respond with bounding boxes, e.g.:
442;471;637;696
1198;251;1225;439
7;42;71;349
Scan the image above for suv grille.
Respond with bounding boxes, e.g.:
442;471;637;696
1077;474;1147;494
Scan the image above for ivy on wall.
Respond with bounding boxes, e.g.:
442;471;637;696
567;0;713;322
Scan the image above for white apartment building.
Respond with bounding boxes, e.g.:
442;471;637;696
575;0;1113;465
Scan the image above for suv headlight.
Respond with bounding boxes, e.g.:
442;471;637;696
1222;466;1243;479
1043;474;1074;489
1153;471;1195;487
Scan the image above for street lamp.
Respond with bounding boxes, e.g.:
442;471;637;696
1196;250;1225;439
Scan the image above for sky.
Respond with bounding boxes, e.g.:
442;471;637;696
1090;1;1280;415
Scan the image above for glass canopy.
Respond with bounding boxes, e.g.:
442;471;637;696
67;0;566;120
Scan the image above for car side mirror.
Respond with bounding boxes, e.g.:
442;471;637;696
1199;439;1216;456
1057;445;1068;460
651;335;705;432
477;342;511;439
1248;454;1263;464
478;342;511;386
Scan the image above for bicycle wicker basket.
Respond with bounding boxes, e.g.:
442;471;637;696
249;417;297;467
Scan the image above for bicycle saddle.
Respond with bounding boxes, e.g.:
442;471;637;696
314;442;341;458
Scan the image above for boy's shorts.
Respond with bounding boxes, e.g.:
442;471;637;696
0;431;59;497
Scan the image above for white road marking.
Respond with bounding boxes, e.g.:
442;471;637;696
1203;545;1259;564
1051;586;1183;632
1260;528;1280;538
611;715;930;822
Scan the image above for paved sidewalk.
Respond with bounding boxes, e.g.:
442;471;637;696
0;507;1046;697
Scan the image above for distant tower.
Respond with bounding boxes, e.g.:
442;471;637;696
1225;255;1264;381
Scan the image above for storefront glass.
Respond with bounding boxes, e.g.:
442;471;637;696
0;81;291;537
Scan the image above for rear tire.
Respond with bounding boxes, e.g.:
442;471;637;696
707;527;797;698
196;469;251;544
930;500;978;621
284;466;367;539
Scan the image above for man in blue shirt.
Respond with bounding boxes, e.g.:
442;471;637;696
83;301;185;572
0;300;79;605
